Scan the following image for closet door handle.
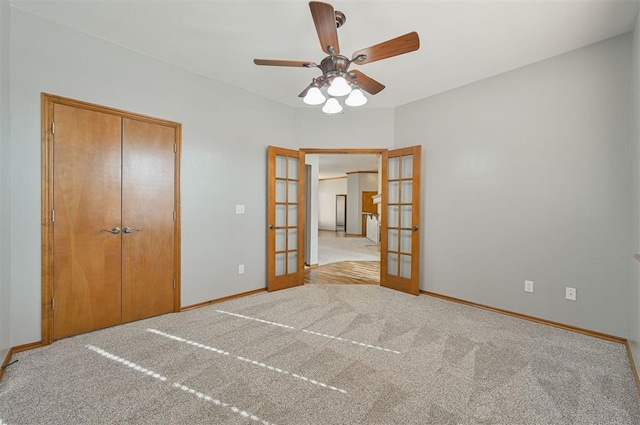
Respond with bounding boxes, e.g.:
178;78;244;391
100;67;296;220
101;227;121;234
123;227;141;234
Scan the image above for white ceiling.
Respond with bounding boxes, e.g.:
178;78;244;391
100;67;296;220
10;0;640;109
317;153;379;179
9;0;639;176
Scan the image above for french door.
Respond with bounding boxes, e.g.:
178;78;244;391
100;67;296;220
380;146;422;295
267;146;306;291
42;94;181;343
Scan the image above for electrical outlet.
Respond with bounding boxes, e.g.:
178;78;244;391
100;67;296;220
236;205;245;214
524;280;534;293
238;264;245;274
565;287;576;301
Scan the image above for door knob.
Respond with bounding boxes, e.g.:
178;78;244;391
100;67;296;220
413;226;419;232
123;226;141;234
101;227;121;234
268;224;275;229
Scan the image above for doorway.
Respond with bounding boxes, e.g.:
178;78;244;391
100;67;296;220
268;146;422;295
335;194;347;232
41;94;182;343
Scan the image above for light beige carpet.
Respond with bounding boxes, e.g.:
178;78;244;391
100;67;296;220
1;284;639;424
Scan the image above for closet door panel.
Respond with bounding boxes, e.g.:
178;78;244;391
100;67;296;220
52;104;123;339
121;118;176;322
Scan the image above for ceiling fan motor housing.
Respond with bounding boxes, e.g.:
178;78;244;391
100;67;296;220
319;55;351;75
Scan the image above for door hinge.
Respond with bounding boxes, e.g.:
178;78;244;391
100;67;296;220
51;297;55;310
51;122;55;135
173;143;177;153
173;211;176;221
173;277;176;289
51;210;55;223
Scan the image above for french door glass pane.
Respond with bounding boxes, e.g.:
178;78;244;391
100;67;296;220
401;155;413;178
401;181;413;203
288;205;298;226
287;252;298;273
276;180;286;202
389;182;399;203
275;229;286;251
288;181;298;203
401;206;412;228
276;155;287;178
275;253;286;276
388;253;398;276
288;157;299;179
400;230;412;254
400;254;412;278
388;205;399;227
389;157;400;180
276;205;286;227
388;229;399;252
288;228;298;250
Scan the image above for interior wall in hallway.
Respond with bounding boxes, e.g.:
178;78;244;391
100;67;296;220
318;178;347;231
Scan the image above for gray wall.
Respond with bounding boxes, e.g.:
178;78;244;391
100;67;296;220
0;0;12;361
629;11;640;375
9;9;298;346
8;9;397;347
395;34;632;337
6;5;637;354
293;108;394;149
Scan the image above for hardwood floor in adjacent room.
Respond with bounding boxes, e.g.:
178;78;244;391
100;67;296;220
305;261;380;285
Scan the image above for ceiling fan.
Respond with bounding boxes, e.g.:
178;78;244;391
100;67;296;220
253;1;420;113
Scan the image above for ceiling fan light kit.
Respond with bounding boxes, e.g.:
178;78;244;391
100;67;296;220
326;75;352;97
345;88;367;107
254;1;420;114
322;97;343;114
302;86;326;105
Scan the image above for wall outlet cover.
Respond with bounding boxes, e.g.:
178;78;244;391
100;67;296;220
238;264;245;274
565;287;577;301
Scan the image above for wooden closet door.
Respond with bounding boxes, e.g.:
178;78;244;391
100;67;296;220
121;118;176;322
52;104;123;339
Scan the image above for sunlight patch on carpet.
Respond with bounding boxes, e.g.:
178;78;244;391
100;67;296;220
146;328;347;394
216;310;296;329
302;329;401;354
214;310;401;354
86;344;274;424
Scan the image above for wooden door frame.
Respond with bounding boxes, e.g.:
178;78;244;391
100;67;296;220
41;93;182;345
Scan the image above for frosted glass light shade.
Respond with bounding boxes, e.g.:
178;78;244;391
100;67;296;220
345;89;367;107
327;76;352;97
303;87;326;105
322;97;343;114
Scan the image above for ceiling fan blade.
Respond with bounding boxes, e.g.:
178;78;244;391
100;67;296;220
352;32;420;65
349;70;385;95
309;1;340;55
254;59;316;68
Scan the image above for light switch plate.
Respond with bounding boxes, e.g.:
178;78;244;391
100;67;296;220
524;280;534;293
